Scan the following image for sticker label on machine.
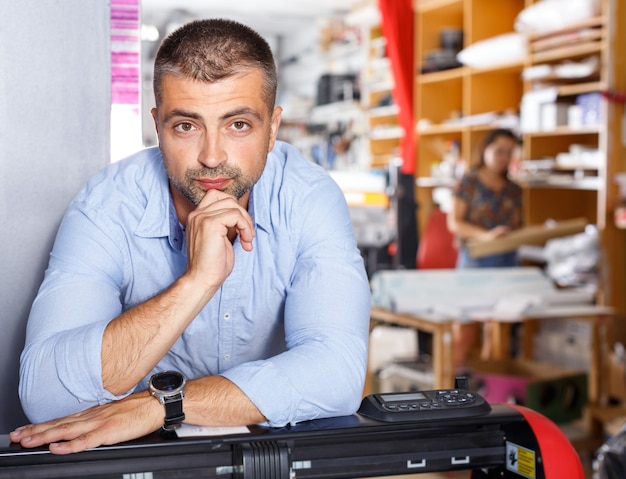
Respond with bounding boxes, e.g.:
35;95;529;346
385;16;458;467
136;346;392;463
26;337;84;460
506;441;536;479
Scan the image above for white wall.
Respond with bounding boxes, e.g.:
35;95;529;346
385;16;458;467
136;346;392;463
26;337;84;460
0;0;111;432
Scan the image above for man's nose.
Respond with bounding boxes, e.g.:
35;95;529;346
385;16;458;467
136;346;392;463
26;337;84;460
198;133;227;168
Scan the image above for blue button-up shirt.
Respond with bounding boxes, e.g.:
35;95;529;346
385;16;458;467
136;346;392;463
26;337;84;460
20;141;370;426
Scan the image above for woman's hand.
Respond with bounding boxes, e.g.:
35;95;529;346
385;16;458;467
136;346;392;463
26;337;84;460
480;225;511;241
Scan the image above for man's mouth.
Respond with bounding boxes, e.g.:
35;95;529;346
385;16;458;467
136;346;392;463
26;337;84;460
196;178;230;190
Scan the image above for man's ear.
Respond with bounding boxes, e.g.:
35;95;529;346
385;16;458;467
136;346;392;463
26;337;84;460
268;106;282;152
151;107;160;142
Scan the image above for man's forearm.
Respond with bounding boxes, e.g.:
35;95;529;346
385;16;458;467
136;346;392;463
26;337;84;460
10;373;265;456
102;274;218;395
184;375;266;427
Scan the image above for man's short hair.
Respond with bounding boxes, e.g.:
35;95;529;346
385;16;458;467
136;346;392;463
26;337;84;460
153;18;278;113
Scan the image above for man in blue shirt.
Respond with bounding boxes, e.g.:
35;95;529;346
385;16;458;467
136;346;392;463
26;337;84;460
11;18;370;454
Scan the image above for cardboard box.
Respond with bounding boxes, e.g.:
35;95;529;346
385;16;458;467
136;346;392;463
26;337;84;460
466;358;588;423
466;217;587;258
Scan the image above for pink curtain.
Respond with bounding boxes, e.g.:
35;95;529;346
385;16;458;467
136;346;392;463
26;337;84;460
378;0;415;175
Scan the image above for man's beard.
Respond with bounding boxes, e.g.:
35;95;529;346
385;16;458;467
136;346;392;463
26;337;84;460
171;164;257;206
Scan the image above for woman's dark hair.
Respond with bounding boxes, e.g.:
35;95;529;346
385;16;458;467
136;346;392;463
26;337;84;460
153;18;278;113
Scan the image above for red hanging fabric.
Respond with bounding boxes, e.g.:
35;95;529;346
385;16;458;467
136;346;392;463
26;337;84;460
378;0;415;175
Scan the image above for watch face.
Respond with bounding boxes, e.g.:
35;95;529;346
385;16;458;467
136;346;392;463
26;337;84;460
152;371;184;392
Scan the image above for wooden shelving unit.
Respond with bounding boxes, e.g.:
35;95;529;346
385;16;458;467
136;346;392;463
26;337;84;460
520;0;626;321
363;23;402;169
414;0;526;234
413;0;626;315
413;0;626;448
280;9;401;173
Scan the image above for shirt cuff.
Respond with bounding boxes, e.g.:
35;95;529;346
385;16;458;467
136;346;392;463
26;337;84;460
56;321;128;404
221;360;309;427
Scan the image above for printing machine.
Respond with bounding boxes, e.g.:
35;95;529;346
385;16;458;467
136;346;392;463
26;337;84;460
0;387;584;479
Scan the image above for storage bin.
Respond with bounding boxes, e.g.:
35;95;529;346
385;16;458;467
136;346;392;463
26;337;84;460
466;358;588;423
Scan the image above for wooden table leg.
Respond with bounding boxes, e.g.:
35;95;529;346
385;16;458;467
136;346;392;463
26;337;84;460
432;322;454;389
488;321;512;360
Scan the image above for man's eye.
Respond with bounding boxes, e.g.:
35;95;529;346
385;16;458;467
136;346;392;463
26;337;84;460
232;121;249;131
176;122;195;132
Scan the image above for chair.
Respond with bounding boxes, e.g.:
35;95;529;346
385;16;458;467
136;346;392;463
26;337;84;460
416;208;458;269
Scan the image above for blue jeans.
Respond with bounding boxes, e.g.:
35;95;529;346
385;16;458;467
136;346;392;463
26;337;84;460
456;246;519;269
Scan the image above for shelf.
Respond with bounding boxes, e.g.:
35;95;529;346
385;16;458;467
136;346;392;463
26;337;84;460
308;100;363;123
531;30;602;55
369;104;399;118
415;0;463;14
417;121;518;136
417;123;465;135
414;175;600;191
468;60;525;76
532;40;603;64
524;125;603;137
417;67;465;84
370;126;404;140
418;61;525;83
415;177;456;188
516;176;601;191
367;80;394;93
556;80;606;97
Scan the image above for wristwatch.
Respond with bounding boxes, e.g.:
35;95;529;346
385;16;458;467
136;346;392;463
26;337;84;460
149;370;186;430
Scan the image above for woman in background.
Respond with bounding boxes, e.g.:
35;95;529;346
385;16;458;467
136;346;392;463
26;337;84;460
448;128;523;267
447;128;523;365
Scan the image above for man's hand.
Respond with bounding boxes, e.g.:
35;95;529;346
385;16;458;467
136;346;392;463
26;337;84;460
9;392;161;455
10;376;265;455
185;189;255;291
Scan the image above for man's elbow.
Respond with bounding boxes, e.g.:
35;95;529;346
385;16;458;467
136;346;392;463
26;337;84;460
19;369;96;424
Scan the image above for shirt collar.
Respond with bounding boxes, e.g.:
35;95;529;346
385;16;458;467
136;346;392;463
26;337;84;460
133;148;184;252
247;148;279;234
132;145;280;246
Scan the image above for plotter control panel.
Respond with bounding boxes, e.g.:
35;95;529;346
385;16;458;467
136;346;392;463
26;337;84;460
358;388;491;422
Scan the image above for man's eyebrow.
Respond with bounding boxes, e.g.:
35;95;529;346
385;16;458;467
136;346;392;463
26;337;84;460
221;107;263;122
162;108;202;123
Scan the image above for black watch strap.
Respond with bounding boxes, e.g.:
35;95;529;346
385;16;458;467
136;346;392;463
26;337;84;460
162;394;185;430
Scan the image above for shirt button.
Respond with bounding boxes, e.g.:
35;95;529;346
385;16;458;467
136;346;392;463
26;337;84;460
224;313;231;320
224;354;231;360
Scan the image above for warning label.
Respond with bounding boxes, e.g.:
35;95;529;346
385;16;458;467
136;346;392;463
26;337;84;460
506;441;536;479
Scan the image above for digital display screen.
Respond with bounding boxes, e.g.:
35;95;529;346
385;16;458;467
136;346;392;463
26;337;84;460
153;372;184;391
379;392;426;402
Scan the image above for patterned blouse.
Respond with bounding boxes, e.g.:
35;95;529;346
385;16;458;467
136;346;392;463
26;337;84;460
453;170;523;233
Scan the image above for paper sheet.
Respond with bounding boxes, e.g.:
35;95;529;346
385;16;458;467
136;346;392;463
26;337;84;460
176;423;250;438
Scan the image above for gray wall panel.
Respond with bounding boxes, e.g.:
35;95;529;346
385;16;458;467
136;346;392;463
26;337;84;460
0;0;111;432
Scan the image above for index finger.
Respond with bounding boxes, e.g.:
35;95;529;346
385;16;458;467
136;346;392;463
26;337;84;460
192;190;255;250
197;189;239;208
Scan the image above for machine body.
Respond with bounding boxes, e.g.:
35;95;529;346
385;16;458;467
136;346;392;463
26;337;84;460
0;400;583;479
